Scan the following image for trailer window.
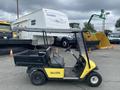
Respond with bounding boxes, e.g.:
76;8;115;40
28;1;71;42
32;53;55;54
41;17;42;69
31;20;36;25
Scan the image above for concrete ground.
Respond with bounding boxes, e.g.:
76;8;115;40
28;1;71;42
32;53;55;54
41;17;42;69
0;45;120;90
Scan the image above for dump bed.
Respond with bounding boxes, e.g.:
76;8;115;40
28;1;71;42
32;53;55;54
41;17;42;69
14;49;49;67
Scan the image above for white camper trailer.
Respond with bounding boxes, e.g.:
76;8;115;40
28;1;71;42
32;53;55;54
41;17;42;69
12;8;71;45
13;8;70;29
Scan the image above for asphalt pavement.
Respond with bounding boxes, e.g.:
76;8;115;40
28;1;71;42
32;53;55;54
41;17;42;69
0;46;120;90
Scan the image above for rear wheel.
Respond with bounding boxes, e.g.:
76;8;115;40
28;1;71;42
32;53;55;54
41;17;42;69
86;71;102;87
30;70;47;85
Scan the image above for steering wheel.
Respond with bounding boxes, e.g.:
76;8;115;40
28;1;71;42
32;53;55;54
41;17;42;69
65;45;72;52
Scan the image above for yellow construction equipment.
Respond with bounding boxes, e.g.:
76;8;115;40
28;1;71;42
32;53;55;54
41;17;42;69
83;31;111;49
0;20;18;39
95;32;111;49
0;21;12;39
83;32;97;41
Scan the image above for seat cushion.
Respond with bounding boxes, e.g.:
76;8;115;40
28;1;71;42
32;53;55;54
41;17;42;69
50;56;64;68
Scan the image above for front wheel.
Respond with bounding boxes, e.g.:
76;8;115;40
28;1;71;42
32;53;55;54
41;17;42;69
86;71;102;87
61;39;69;48
30;70;47;85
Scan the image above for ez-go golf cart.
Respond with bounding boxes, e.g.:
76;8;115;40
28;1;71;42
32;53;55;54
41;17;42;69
14;30;102;87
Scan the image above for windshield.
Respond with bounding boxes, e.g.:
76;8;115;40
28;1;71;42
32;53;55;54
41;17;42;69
76;32;90;68
0;24;11;30
76;32;87;55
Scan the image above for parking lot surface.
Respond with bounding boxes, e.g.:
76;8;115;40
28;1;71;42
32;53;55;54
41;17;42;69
0;46;120;90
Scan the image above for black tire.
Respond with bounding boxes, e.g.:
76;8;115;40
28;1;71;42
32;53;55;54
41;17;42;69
86;71;102;87
53;37;57;45
30;70;47;85
61;38;69;48
26;67;32;74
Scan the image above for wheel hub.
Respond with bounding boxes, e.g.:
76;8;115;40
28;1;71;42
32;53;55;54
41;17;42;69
63;41;67;46
90;76;99;84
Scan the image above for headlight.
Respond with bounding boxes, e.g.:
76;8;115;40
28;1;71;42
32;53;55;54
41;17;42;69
67;36;74;40
67;34;74;40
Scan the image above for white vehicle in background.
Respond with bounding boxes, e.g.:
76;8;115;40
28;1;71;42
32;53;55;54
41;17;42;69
12;8;74;46
54;22;81;47
108;33;120;44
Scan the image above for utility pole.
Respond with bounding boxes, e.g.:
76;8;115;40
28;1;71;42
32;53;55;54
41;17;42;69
16;0;19;19
102;19;105;32
101;9;110;32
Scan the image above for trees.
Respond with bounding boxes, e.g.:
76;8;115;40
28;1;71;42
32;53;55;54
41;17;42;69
83;22;96;33
115;18;120;28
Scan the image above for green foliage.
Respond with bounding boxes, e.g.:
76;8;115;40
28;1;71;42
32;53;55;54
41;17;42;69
83;22;96;33
115;18;120;28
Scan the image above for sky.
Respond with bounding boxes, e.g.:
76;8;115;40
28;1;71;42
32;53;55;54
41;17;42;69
0;0;120;31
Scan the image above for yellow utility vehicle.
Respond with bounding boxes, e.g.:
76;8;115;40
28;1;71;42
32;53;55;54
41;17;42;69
14;31;102;87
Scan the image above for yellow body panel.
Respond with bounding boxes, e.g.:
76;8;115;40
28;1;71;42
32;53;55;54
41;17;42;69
12;32;18;38
95;32;111;48
44;68;64;78
80;55;96;79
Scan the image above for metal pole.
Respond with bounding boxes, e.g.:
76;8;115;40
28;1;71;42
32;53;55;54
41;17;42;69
16;0;19;19
87;14;100;25
102;19;105;32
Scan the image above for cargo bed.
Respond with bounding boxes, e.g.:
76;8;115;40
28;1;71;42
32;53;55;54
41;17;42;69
14;49;50;67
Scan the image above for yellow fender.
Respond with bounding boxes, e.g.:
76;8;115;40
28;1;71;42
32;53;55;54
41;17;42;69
80;55;96;79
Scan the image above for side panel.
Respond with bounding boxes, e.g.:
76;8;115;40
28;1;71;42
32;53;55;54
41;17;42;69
12;9;46;29
43;8;70;29
44;68;64;78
